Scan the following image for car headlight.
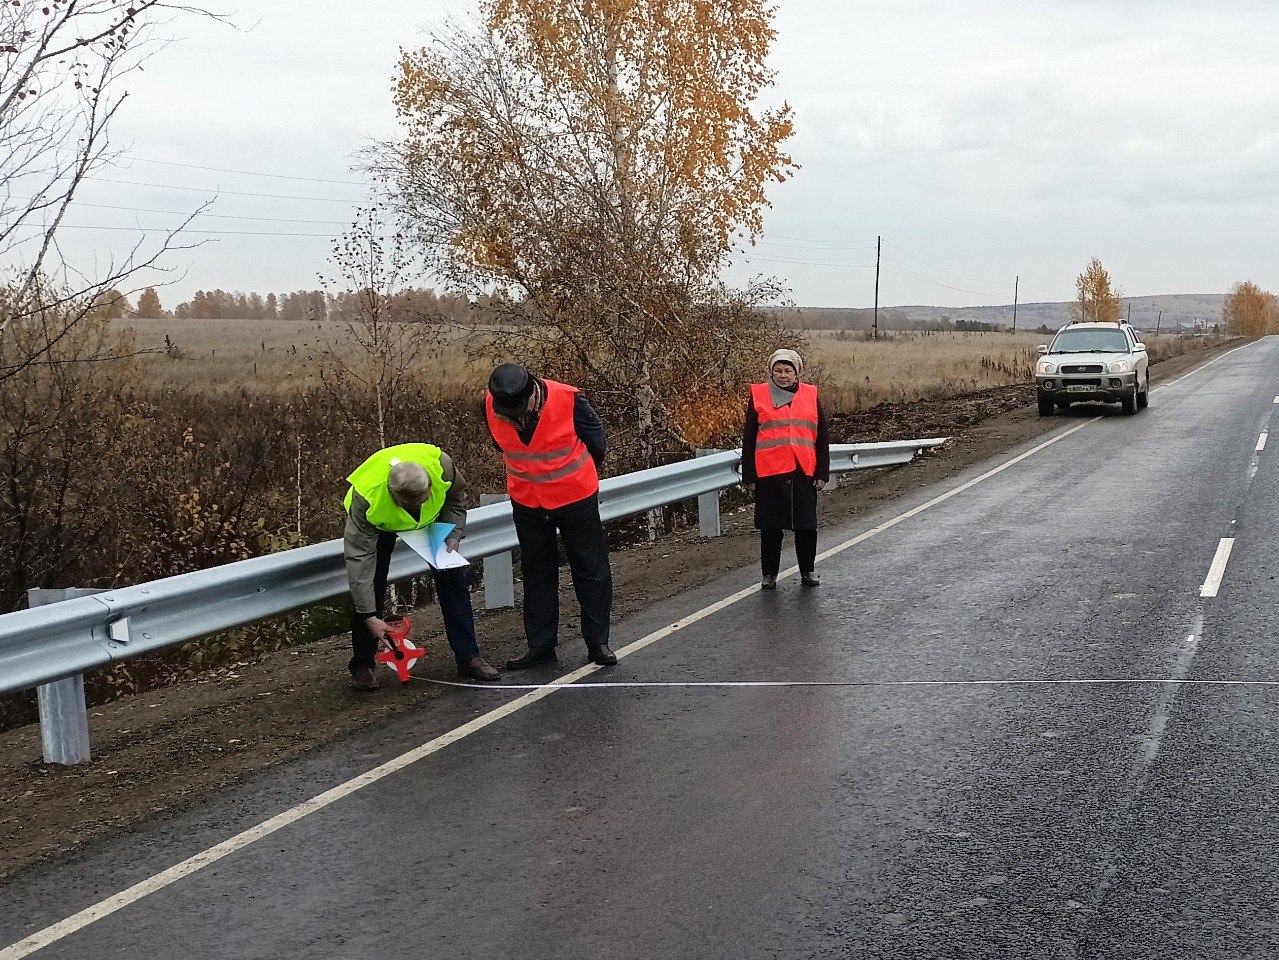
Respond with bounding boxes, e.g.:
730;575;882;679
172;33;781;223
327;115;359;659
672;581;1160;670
1109;360;1132;373
1037;361;1057;375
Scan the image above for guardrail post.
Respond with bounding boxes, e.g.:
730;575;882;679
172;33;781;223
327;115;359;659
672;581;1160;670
28;588;100;766
695;449;723;537
479;494;515;609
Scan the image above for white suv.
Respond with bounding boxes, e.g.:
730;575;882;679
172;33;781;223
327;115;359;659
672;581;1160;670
1035;321;1150;416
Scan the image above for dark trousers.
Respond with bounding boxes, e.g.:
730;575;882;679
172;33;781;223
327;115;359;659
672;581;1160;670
761;528;818;577
513;493;612;651
349;531;481;672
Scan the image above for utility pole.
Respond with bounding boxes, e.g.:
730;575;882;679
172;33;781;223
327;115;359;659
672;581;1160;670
1012;276;1019;332
1126;301;1132;323
1156;309;1162;335
872;235;881;339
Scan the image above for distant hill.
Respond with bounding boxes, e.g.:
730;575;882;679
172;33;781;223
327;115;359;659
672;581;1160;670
783;293;1226;334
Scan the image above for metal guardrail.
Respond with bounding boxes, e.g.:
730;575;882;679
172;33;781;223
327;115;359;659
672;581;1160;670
0;438;945;762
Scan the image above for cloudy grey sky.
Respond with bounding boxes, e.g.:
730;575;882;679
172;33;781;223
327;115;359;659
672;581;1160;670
59;0;1279;310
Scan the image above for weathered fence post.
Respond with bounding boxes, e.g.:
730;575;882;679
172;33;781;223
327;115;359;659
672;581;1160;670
28;588;102;766
695;449;724;537
479;494;515;609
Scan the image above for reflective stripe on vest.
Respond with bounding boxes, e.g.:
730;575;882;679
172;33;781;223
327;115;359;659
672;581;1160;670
343;443;450;532
486;379;600;509
751;382;819;478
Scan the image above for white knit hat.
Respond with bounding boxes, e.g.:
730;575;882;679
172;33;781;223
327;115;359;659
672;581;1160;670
768;348;804;375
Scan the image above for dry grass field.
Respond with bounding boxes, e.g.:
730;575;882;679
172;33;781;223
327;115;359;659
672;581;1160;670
126;318;490;396
0;314;1223;714
804;330;1043;413
128;319;1211;414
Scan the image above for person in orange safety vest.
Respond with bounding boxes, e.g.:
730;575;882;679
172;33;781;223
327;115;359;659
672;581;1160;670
742;348;831;590
485;364;616;668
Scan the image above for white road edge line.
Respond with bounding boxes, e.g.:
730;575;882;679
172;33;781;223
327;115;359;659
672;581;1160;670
1258;433;1268;452
0;416;1105;960
0;340;1259;960
418;675;1279;690
1148;337;1260;395
1200;538;1236;598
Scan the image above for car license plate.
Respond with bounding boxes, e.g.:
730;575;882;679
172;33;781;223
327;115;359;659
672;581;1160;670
1066;385;1092;393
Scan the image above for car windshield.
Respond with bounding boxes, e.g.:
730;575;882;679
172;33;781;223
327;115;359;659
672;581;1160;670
1050;329;1129;354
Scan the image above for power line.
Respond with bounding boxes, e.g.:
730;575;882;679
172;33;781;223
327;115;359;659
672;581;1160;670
879;267;1003;298
113;155;362;186
16;223;338;237
757;233;1009;289
54;145;367;186
882;239;1004;285
879;253;1007;291
737;251;876;267
89;177;367;204
763;233;879;246
757;238;880;253
21;198;351;225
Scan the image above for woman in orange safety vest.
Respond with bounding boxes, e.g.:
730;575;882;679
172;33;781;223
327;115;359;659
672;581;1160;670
742;348;831;590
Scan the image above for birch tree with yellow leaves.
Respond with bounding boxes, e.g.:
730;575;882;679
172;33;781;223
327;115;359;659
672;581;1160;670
1073;257;1123;325
1222;280;1279;337
381;0;796;467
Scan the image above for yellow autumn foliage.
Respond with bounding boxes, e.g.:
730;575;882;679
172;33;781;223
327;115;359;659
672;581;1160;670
386;0;797;467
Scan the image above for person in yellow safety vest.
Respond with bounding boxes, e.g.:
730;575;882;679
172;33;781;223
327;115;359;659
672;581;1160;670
485;364;617;669
343;443;500;690
741;349;831;590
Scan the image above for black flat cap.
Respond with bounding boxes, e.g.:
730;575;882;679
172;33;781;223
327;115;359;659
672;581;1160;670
488;363;534;418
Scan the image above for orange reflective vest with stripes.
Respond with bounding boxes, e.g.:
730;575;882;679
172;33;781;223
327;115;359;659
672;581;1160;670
750;382;819;478
486;379;600;510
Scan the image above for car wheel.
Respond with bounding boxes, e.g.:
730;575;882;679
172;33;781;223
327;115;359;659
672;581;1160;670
1038;396;1055;417
1137;372;1150;409
1121;384;1137;416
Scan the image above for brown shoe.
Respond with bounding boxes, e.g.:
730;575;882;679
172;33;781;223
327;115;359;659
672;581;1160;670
350;667;380;691
458;656;501;682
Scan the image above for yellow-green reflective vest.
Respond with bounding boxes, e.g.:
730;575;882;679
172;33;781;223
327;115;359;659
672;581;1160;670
342;443;450;533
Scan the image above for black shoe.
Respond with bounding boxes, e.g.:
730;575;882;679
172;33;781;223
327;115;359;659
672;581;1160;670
761;575;777;590
801;571;820;587
505;648;558;670
458;656;501;681
587;645;618;666
349;667;380;691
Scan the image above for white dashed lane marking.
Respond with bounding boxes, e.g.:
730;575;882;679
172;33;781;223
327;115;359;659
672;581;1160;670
1200;538;1236;599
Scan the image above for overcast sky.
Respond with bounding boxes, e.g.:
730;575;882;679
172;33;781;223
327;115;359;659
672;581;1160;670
56;0;1279;310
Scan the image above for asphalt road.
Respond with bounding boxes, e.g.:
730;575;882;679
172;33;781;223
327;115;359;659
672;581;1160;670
4;338;1279;959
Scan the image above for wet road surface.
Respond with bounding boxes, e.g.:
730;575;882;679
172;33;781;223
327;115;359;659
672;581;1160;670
4;338;1279;958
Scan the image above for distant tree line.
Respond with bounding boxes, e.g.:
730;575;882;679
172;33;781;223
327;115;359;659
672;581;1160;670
785;307;1008;333
166;288;519;325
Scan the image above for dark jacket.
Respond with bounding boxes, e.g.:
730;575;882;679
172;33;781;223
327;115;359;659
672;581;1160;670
742;383;831;531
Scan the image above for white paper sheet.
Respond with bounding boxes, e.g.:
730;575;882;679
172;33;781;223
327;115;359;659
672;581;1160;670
399;522;470;570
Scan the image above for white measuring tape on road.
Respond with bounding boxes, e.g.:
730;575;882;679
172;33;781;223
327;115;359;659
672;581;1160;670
417;674;1279;690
